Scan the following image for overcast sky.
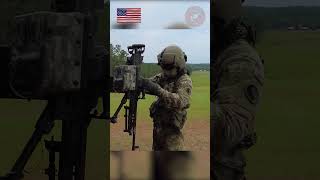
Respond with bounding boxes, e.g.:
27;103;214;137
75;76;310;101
110;0;210;64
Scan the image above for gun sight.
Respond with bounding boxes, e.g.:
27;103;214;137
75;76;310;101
128;44;145;54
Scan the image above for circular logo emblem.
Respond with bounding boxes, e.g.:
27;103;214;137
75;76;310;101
185;6;206;27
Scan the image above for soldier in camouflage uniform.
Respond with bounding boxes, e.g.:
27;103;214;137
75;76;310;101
140;45;192;151
211;0;264;179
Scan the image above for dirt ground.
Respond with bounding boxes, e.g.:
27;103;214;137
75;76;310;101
110;119;210;151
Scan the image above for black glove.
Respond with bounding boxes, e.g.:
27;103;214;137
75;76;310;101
139;78;162;96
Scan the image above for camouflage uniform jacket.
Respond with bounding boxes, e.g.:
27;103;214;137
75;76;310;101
149;73;192;129
211;39;264;171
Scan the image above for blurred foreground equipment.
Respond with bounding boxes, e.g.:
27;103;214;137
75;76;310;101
0;0;110;179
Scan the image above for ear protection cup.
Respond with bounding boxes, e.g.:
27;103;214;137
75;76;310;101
183;52;187;62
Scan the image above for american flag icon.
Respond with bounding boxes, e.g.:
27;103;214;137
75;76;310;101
117;8;141;23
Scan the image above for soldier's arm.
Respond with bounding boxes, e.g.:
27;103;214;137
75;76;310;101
148;73;162;84
158;76;192;110
211;55;263;149
141;73;162;95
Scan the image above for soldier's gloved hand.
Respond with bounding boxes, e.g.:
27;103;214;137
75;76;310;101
139;78;162;96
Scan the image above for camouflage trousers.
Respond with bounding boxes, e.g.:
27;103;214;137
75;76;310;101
152;121;184;151
212;164;246;180
211;151;247;180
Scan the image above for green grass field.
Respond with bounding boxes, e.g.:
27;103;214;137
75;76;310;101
110;71;210;121
246;30;320;179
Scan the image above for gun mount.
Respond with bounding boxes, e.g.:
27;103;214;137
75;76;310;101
110;44;146;151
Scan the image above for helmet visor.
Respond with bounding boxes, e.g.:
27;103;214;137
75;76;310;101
160;53;176;70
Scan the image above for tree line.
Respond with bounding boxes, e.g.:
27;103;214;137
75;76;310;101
110;44;210;78
244;6;320;31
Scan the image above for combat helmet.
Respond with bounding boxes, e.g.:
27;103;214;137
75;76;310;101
157;45;187;75
212;0;255;58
